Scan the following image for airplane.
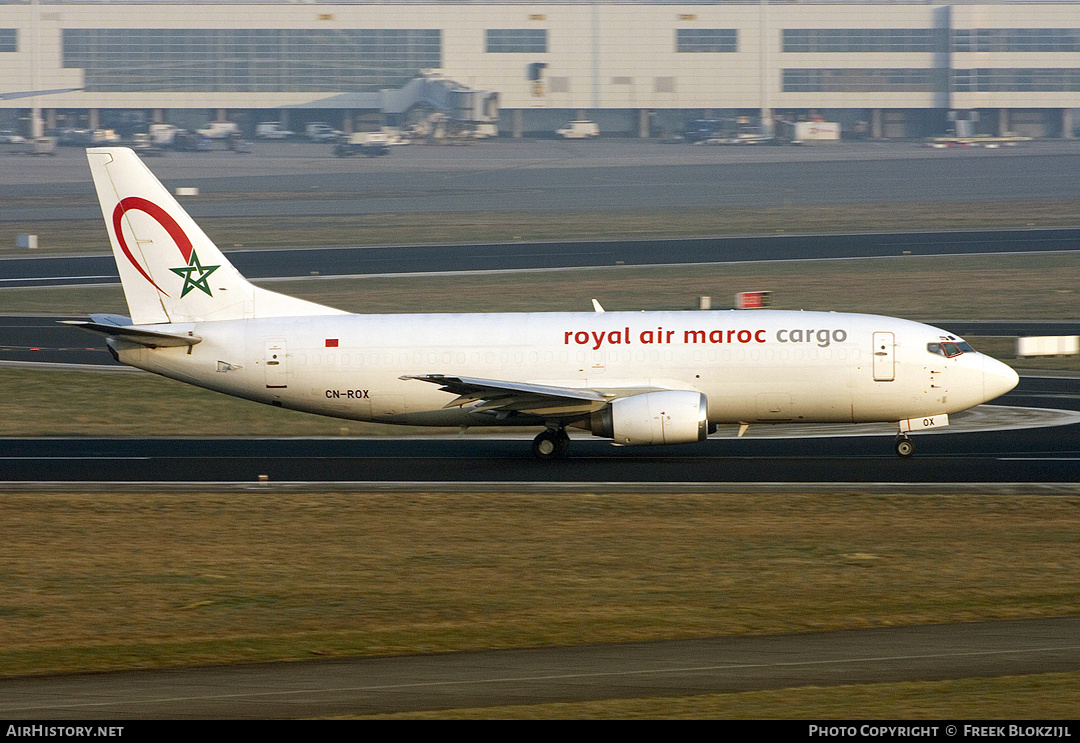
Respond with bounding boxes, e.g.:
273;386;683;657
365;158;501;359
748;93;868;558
69;147;1019;460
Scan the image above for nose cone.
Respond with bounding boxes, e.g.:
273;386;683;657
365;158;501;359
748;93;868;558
983;355;1019;402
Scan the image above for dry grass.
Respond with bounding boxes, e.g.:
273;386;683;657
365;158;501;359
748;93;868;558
268;252;1080;322
1;491;1078;679
0;366;515;436
6;198;1080;256
0;367;362;437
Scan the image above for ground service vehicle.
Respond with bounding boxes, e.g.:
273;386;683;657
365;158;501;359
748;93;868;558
306;122;344;142
557;121;599;139
255;122;294;140
333;132;390;157
197;121;240;139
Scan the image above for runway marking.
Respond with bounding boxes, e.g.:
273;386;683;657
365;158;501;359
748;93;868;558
0;275;115;283
0;457;151;461
999;457;1080;461
3;642;1079;713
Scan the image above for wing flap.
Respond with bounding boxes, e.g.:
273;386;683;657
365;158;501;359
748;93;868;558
401;374;609;416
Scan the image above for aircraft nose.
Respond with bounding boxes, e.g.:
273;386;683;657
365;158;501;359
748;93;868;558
982;355;1019;402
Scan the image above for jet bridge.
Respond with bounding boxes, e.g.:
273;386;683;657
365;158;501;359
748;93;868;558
382;73;499;140
381;72;498;128
284;71;499;139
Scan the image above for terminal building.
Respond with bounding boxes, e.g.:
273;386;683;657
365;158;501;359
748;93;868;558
3;0;1080;139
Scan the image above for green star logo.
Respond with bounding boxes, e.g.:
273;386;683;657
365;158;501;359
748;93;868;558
169;250;220;298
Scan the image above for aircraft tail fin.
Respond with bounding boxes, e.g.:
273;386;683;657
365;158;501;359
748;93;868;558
86;147;345;324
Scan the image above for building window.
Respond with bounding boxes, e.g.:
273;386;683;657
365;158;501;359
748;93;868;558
953;29;1080;53
486;29;547;54
783;68;940;93
0;29;16;53
952;68;1080;92
783;29;942;53
676;29;737;53
62;28;441;93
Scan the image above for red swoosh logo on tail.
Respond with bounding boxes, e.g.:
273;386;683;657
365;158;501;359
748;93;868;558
111;197;194;297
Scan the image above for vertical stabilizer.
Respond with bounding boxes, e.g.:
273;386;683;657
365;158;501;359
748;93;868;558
86;147;345;324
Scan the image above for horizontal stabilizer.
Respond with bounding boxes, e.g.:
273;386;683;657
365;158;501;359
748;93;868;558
62;319;201;348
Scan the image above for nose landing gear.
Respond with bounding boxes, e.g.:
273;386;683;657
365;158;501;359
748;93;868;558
894;434;915;458
533;428;570;460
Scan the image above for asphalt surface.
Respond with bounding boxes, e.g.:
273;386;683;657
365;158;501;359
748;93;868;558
6;140;1080;218
0;315;116;365
1;398;1078;484
3;228;1080;288
3;616;1079;719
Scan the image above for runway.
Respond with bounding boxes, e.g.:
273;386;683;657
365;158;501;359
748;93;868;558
1;430;1078;484
2;616;1078;719
4;228;1080;289
1;390;1078;483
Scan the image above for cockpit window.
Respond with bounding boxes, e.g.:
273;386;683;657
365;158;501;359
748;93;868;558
927;341;974;357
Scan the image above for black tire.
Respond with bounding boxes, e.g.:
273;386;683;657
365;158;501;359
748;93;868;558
554;429;570;457
895;436;915;458
532;431;559;460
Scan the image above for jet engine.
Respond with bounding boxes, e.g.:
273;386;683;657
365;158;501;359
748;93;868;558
590;390;709;446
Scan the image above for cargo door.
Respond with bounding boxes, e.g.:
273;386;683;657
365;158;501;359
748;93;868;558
755;393;792;421
264;338;287;389
872;332;895;382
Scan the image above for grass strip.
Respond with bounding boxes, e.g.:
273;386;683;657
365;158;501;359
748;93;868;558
1;491;1077;680
5;199;1080;256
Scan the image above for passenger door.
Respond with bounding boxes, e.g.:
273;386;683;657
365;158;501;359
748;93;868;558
264;338;287;388
872;332;895;382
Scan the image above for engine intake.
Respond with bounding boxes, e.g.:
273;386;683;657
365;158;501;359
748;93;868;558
590;390;709;446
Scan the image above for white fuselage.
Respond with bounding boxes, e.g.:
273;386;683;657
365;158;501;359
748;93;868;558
113;309;1018;430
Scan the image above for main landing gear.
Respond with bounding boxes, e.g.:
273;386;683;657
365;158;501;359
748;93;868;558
532;428;570;460
894;434;915;458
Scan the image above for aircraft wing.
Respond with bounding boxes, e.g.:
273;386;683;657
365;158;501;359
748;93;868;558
401;374;612;416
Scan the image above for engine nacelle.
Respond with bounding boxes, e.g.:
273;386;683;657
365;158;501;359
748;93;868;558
590;390;709;446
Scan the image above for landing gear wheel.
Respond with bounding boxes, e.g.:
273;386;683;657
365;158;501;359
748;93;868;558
533;429;569;460
554;429;570;457
895;436;915;458
532;430;558;460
